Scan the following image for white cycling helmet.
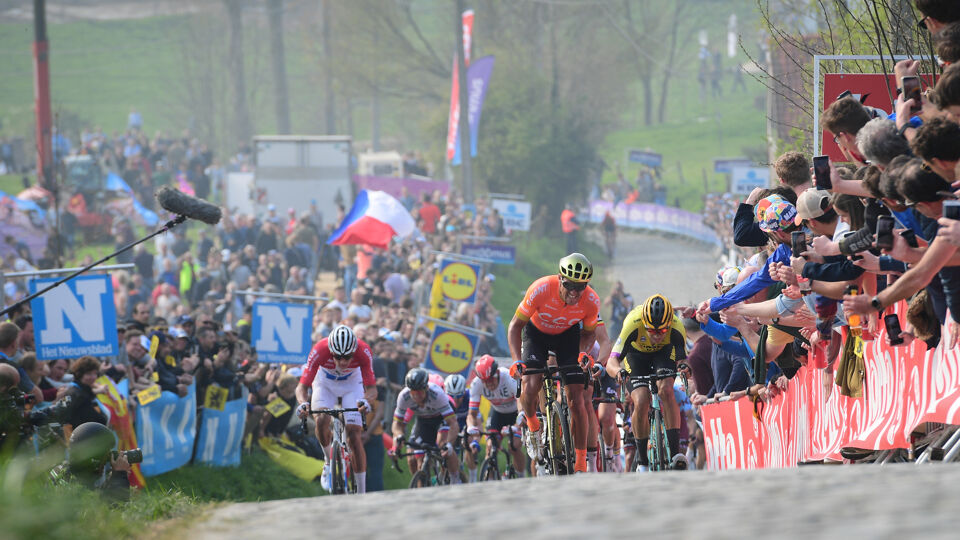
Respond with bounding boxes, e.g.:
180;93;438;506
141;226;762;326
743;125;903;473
444;374;467;398
328;325;358;357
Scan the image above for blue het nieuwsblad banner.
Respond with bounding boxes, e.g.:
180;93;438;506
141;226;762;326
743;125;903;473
30;274;118;360
252;302;314;363
195;388;247;467
136;382;197;477
460;243;515;265
424;323;479;378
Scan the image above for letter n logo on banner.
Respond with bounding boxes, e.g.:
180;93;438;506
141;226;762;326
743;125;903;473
30;275;118;360
252;302;313;364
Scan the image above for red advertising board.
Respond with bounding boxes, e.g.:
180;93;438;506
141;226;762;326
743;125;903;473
821;73;936;162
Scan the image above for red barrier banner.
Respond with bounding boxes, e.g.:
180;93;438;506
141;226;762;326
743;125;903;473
702;301;960;469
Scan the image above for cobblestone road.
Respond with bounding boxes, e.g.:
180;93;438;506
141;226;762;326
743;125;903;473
605;230;719;309
187;463;960;539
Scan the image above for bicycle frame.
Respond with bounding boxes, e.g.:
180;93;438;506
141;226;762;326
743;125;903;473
478;426;520;481
619;366;687;472
391;439;454;488
518;358;577;476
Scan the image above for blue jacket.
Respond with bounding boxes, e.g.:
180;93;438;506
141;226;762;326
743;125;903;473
709;243;791;312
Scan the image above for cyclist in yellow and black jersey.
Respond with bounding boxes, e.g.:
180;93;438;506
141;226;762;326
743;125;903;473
605;294;688;471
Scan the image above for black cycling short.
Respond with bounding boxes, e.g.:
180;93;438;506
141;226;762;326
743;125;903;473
486;409;519;433
520;321;585;385
411;415;443;447
623;348;677;394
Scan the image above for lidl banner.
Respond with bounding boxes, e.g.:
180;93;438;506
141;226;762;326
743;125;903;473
195;389;247;467
425;324;479;377
461;243;515;265
439;259;480;304
136;382;197;477
30;274;118;360
252;302;314;363
588;200;721;247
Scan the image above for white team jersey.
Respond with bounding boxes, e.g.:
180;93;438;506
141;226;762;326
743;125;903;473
393;382;454;419
468;367;518;414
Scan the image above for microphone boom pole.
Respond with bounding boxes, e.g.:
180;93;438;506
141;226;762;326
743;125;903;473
0;214;187;319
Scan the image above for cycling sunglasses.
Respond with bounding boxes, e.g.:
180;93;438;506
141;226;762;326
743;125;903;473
333;354;351;360
646;326;670;335
560;278;588;292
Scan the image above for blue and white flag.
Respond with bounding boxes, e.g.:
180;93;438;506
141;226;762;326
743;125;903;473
136;382;197;477
252;302;314;364
195;390;247;467
31;274;118;360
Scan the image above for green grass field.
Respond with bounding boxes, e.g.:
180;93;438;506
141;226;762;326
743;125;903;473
598;75;768;212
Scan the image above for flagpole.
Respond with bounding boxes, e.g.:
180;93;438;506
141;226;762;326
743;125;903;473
455;0;474;204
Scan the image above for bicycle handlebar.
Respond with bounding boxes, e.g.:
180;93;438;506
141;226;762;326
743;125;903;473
298;407;368;433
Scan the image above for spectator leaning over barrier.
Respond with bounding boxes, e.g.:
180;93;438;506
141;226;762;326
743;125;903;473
910;117;960;182
916;0;960;35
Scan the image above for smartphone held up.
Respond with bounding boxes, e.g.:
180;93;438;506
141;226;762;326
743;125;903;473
813;155;831;191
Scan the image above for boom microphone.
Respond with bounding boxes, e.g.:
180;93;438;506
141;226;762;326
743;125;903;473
156;186;222;225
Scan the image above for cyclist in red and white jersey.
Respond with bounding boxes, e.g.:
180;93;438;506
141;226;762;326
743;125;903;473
295;325;376;493
467;355;524;477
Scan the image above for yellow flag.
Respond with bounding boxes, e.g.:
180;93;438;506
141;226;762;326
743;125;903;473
427;271;446;330
137;385;162;406
148;335;159;361
265;397;292;417
203;385;229;411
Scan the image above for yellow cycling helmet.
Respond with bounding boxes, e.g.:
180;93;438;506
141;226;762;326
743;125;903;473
558;253;593;283
639;294;673;331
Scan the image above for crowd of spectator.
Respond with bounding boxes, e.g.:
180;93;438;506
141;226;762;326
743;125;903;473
677;2;960;465
0;118;515;490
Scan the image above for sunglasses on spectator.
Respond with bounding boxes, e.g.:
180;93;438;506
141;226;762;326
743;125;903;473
559;278;588;292
917;16;928;30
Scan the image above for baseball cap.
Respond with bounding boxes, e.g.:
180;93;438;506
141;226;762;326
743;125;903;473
138;335;151;351
176;314;193;325
754;195;798;233
169;327;189;339
794;189;832;225
716;266;741;289
484;273;496;282
268;204;276;211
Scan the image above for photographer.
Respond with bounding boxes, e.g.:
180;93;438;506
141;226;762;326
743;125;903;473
52;422;134;502
0;321;42;405
63;356;108;440
0;363;24;444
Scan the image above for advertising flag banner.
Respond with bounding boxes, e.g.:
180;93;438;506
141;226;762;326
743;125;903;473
451;56;495;165
445;10;475;163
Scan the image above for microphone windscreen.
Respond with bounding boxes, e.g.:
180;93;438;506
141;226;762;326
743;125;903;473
156;186;222;225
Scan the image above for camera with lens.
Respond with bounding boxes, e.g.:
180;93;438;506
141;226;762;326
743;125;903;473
110;448;143;465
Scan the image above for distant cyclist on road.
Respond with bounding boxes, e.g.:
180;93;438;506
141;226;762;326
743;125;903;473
391;368;462;484
508;253;612;473
605;294;689;471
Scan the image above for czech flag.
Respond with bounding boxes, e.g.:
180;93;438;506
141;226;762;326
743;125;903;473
327;189;417;249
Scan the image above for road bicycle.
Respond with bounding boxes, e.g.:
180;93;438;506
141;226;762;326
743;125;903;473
477;425;521;481
390;438;464;488
620;364;688;472
592;386;622;473
300;400;366;495
517;352;585;476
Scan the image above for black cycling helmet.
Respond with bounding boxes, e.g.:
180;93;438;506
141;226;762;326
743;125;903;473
639;294;674;331
68;422;116;472
405;368;430;390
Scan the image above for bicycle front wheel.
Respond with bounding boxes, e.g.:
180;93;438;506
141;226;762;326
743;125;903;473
331;441;345;494
556;405;575;475
479;455;500;481
649;410;670;471
597;432;607;472
410;469;430;489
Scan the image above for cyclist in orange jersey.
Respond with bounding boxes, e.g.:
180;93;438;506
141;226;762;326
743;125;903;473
507;253;612;473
